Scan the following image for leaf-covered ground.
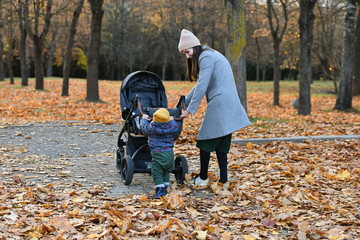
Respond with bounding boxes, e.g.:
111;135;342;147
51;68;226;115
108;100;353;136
1;79;360;239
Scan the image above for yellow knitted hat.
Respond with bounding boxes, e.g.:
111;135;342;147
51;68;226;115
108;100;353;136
178;29;201;52
153;108;170;123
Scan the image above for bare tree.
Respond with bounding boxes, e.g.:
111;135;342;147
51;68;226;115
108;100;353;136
4;2;15;84
298;0;316;115
225;0;248;112
24;0;53;90
18;0;28;86
86;0;104;102
62;0;84;96
46;16;58;78
267;0;288;106
314;1;344;94
353;0;360;95
334;0;356;110
0;0;4;82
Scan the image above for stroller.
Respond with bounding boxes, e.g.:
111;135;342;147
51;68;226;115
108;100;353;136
116;70;188;185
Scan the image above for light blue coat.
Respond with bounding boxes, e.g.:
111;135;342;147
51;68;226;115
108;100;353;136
185;46;251;140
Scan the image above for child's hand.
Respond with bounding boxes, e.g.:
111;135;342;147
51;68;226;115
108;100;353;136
170;116;174;120
142;114;149;120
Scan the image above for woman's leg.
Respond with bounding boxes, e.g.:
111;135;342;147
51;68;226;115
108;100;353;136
200;149;210;180
215;150;228;183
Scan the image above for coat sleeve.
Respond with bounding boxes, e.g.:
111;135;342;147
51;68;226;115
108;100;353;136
187;53;215;114
141;118;152;134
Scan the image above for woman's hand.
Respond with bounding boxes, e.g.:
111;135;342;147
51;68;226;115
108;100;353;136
180;110;190;118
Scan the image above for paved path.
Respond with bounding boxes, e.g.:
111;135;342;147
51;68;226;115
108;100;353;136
1;122;359;197
0;122;195;197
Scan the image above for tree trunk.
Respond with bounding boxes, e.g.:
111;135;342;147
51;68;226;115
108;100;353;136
334;0;356;110
298;0;316;115
273;42;281;105
0;0;3;81
33;40;45;90
18;0;28;86
267;0;288;106
162;55;167;80
24;0;53;90
46;27;57;77
86;0;104;102
117;0;126;80
0;33;4;81
255;37;261;82
353;0;360;95
7;40;14;84
62;0;84;96
19;31;28;86
262;64;266;81
225;0;248;112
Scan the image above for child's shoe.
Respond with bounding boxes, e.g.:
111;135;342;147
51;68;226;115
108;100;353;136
152;187;167;199
193;175;209;188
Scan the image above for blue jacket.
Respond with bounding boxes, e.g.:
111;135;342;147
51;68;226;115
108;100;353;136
141;119;178;154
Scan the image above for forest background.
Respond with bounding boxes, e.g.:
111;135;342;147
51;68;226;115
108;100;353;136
1;0;360;86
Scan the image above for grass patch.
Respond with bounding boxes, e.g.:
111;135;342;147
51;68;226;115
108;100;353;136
249;117;289;129
246;80;336;94
323;107;360;114
250;117;289;123
164;81;195;90
35;89;50;92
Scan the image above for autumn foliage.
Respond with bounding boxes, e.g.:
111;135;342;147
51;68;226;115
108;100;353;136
1;79;360;239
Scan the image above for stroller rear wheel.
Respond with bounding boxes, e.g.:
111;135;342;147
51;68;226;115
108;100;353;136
121;155;134;185
174;155;188;184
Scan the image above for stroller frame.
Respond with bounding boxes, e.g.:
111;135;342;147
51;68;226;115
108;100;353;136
116;72;188;185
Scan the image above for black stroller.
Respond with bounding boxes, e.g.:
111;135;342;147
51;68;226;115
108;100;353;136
116;70;188;185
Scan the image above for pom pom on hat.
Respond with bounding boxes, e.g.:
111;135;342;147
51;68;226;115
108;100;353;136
178;29;201;52
153;108;170;123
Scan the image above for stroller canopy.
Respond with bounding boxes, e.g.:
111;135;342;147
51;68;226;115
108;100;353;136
120;71;168;119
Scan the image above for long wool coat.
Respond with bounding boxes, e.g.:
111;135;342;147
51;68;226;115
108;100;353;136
185;46;251;140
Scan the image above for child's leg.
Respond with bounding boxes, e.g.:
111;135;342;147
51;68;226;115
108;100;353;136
163;151;174;188
200;150;210;180
215;150;228;183
151;154;165;187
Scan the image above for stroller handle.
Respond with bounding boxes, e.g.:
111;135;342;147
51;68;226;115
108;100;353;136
137;96;187;121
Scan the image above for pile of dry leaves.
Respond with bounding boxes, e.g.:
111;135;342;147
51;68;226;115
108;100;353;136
1;79;360;239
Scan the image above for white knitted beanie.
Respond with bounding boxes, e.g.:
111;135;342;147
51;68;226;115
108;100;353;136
178;29;201;52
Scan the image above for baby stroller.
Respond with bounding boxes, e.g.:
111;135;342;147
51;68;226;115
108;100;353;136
116;70;188;185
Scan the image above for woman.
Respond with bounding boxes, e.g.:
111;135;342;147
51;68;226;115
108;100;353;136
178;29;251;188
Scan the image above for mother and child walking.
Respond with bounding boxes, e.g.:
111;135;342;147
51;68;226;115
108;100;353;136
141;29;250;198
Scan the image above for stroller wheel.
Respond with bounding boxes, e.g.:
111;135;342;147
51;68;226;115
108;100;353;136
121;155;134;185
174;155;188;184
116;147;125;173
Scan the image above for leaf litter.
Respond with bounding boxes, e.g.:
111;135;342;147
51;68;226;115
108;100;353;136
1;79;360;239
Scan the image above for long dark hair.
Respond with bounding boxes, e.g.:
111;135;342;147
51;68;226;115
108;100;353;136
186;45;203;82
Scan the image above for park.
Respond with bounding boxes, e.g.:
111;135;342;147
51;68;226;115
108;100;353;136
1;0;360;239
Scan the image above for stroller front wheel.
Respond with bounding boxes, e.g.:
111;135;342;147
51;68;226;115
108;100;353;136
116;147;125;173
121;155;134;185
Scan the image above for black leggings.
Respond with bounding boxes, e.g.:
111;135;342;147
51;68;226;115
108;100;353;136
200;149;228;183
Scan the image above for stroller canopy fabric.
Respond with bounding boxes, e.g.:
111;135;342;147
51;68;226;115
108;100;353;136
120;71;168;119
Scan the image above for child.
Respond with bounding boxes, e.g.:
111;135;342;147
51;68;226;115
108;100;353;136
141;108;179;198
